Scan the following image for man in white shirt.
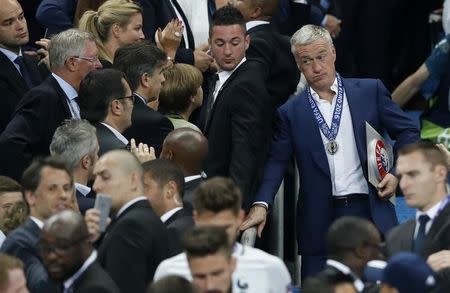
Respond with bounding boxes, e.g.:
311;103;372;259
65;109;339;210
39;210;119;293
154;177;291;293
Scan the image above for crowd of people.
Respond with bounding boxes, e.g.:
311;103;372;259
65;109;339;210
0;0;450;292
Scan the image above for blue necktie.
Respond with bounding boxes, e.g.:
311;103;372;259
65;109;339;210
413;214;430;253
14;56;33;88
208;0;216;19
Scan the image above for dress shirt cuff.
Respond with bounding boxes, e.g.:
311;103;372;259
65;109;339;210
252;201;269;210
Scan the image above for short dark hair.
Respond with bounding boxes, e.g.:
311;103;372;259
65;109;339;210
326;216;378;259
147;276;198;293
142;159;185;198
79;69;127;123
0;176;21;196
0;253;24;291
193;177;241;216
183;226;232;259
21;156;73;194
209;5;246;37
398;141;448;169
114;41;167;91
303;273;355;293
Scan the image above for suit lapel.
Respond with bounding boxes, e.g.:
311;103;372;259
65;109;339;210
48;76;72;118
423;203;450;254
0;51;29;90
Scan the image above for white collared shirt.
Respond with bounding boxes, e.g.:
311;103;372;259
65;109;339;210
326;259;364;292
134;92;147;104
52;73;80;119
309;78;368;196
213;57;247;104
414;197;448;237
100;122;129;145
0;229;6;247
75;183;91;197
160;207;183;223
0;47;22;75
245;20;270;31
63;250;97;291
184;174;202;182
116;196;147;218
30;216;44;229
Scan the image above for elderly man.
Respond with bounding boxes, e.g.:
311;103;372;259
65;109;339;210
0;29;102;180
241;24;419;278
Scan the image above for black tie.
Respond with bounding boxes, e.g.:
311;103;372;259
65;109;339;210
14;56;33;88
208;0;216;19
204;73;219;131
413;214;430;253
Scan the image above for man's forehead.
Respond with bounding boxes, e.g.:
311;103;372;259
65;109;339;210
0;1;22;20
211;25;246;38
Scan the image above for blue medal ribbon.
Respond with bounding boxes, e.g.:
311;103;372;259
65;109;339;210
307;74;344;143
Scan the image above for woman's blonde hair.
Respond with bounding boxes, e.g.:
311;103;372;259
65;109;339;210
78;0;142;63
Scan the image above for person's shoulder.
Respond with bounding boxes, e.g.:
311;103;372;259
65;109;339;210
154;252;191;280
239;246;287;268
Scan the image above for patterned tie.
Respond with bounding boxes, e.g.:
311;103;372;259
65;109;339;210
14;56;33;88
203;73;219;131
413;214;430;253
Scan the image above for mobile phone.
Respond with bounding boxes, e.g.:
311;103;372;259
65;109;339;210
94;194;112;232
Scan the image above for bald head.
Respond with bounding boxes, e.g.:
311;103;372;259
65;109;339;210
43;210;88;240
160;128;208;176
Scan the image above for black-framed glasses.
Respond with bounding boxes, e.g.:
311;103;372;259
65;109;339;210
71;55;100;63
38;234;89;255
116;95;135;104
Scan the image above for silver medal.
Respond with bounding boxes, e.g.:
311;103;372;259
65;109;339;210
327;140;338;155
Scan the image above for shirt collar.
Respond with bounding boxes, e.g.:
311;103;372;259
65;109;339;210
217;57;246;86
30;216;44;229
64;250;97;290
309;77;338;103
326;259;365;292
246;20;270;31
100;122;129;145
416;197;446;221
184;175;202;182
51;73;78;101
75;183;91;197
0;47;21;62
160;207;183;223
116;196;147;218
134;92;147;104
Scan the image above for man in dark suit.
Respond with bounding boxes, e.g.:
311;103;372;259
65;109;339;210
79;69;134;157
50;120;98;214
0;29;102;181
142;159;194;253
160;127;208;208
0;156;75;293
386;142;450;259
40;210;120;293
93;150;172;293
113;42;174;156
203;6;273;209
137;0;213;71
241;24;419;278
0;0;48;133
232;0;300;108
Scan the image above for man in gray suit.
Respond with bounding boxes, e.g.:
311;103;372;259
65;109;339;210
386;142;450;257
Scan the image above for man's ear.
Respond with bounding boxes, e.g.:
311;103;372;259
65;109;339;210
164;181;177;200
80;154;91;170
110;100;122;116
24;190;36;208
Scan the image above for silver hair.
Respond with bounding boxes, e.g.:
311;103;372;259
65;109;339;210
290;24;333;53
50;119;97;170
49;29;96;70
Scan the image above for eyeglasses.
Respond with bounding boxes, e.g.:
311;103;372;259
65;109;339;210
71;55;100;63
116;95;135;104
38;235;89;255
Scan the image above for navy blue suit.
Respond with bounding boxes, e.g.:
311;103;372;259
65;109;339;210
255;78;419;276
0;218;58;293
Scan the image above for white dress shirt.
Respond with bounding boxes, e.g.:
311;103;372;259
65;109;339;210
310;78;369;196
326;259;364;292
75;183;91;197
52;73;80;119
100;122;129;145
160;207;183;223
213;57;247;104
116;197;147;218
414;197;448;237
30;216;44;229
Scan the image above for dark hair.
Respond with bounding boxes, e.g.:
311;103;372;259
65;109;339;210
114;41;167;91
147;276;198;293
79;69;128;123
399;141;447;169
0;253;24;291
209;5;246;37
183;226;231;259
0;176;21;195
326;216;378;259
303;273;356;293
21;156;73;194
193;177;241;216
142;159;185;198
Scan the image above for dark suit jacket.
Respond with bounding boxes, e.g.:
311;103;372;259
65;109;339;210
204;60;272;209
255;78;419;255
75;189;95;215
246;23;300;108
0;51;48;133
183;176;205;210
138;0;195;64
0;218;58;293
123;95;173;156
386;203;450;257
165;208;194;254
0;75;72;180
98;199;172;293
94;123;127;157
71;261;120;293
